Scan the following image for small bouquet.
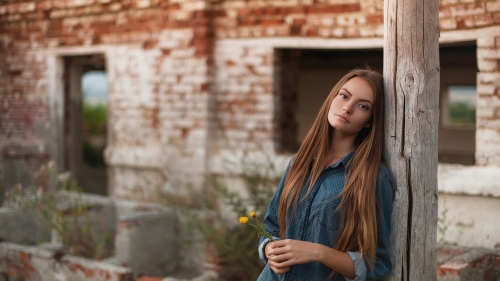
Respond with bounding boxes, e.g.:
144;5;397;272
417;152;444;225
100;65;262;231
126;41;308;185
239;211;275;242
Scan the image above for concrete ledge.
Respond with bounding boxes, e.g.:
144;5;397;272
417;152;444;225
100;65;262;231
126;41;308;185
438;164;500;197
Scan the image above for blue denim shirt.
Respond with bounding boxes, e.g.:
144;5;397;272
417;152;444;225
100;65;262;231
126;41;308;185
257;151;394;281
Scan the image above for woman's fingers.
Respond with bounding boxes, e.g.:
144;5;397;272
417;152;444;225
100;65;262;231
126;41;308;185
269;263;290;274
268;246;289;256
268;252;290;263
269;257;294;268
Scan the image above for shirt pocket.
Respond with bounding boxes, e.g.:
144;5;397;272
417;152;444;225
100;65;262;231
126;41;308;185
307;193;341;243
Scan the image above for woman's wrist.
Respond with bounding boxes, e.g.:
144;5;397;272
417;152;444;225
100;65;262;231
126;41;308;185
314;244;356;279
264;241;272;257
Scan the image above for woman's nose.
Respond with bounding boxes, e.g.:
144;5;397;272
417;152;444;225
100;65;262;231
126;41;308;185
343;104;353;114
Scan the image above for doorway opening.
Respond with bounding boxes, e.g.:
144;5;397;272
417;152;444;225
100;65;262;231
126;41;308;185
439;43;477;165
63;54;108;195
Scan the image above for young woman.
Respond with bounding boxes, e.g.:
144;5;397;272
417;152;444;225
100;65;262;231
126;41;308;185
257;69;394;281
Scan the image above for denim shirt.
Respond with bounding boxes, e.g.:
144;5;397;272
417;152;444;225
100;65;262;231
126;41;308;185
257;151;394;281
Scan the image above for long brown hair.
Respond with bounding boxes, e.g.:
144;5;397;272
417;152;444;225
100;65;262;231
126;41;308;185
277;68;386;271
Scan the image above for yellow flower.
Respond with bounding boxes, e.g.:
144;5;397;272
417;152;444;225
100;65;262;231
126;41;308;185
250;211;256;218
239;216;249;224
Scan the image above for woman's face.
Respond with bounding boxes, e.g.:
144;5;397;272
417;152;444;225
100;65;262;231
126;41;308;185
327;77;374;136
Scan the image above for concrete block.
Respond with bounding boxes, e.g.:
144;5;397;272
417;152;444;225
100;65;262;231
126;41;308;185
437;244;499;281
115;209;180;277
0;206;50;245
0;242;134;281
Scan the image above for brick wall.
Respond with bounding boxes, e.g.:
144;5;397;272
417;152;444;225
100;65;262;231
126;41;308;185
1;0;499;200
476;35;500;165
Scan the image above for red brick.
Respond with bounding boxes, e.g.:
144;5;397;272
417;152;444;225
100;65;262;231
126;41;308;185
239;18;257;26
475;13;494;25
265;7;277;15
136;277;163;281
494;12;500;23
142;39;157;50
253;7;265;16
345;4;361;12
261;18;284;26
438;262;468;276
366;14;383;24
293;18;306;26
239;8;252;17
289;6;306;14
457;16;475;28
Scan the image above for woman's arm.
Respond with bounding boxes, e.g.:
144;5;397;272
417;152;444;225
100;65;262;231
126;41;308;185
258;156;295;266
266;239;356;279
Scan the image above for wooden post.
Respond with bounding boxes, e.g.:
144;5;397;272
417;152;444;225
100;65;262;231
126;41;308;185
383;0;440;279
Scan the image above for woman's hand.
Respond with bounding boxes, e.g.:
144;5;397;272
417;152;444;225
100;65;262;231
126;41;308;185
265;241;290;274
266;239;320;272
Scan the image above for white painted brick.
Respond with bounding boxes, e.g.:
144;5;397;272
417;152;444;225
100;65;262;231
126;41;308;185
450;3;485;17
254;66;272;75
486;1;500;12
221;0;247;9
332;27;344;37
172;84;195;93
181;0;206;11
477;37;496;47
476;128;500;165
477;84;496;95
477;72;500;84
336;14;367;26
170;48;197;58
180;75;208;85
440;18;457;30
321;17;335;26
477;48;500;59
359;26;376;37
477;96;500;118
318;27;331;37
478;59;499;72
136;0;151;8
226;130;250;140
19;2;36;13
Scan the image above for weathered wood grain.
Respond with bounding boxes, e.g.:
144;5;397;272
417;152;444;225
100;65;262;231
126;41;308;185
383;0;440;279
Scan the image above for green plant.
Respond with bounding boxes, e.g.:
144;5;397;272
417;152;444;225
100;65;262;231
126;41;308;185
83;103;107;134
437;199;456;246
160;152;283;281
5;163;112;260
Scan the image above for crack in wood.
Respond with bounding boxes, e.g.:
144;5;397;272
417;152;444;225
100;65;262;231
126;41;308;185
406;159;413;281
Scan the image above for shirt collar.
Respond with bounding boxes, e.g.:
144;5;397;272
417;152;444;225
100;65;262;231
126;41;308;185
325;150;355;170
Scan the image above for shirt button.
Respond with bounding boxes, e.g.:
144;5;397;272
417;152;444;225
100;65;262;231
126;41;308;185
308;197;312;202
301;225;306;230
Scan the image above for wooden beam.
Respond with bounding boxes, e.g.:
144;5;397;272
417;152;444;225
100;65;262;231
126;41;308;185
383;0;440;279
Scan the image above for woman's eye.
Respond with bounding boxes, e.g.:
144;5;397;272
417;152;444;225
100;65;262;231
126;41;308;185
359;104;369;110
340;93;348;99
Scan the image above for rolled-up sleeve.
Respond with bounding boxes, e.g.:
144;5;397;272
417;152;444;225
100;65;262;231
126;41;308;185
258;156;294;264
344;252;367;281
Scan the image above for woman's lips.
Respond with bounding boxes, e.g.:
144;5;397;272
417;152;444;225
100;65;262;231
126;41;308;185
336;114;349;123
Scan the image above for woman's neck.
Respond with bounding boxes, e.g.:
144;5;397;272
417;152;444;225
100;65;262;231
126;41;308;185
326;131;356;167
